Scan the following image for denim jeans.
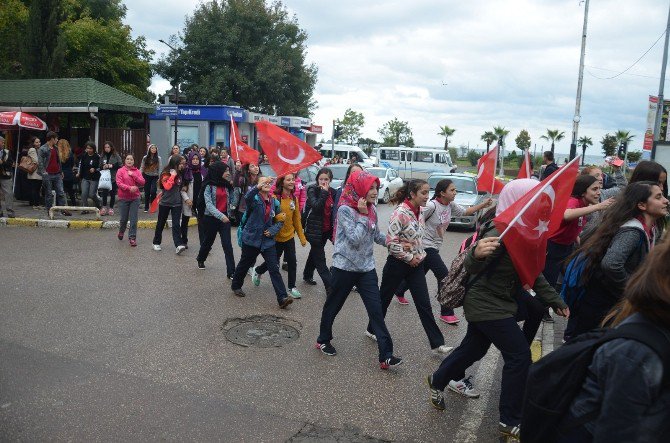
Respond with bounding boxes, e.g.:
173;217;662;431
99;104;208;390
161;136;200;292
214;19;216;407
0;178;14;214
118;198;140;238
80;178;101;208
153;205;183;247
196;215;236;277
256;238;297;288
395;247;454;316
42;173;66;210
231;243;288;304
370;255;445;349
432;317;531;426
318;267;394;362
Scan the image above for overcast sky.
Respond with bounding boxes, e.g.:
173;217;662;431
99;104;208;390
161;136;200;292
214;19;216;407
125;0;668;155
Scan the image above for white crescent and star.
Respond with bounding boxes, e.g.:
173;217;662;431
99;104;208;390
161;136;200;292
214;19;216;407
277;141;306;165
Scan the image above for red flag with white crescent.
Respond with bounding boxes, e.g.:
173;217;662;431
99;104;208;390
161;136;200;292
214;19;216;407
477;146;504;194
494;157;580;288
230;116;259;166
255;121;323;176
517;149;532;179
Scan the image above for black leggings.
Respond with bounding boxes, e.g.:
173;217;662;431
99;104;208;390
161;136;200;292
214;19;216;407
28;179;42;206
101;181;118;208
63;180;77;206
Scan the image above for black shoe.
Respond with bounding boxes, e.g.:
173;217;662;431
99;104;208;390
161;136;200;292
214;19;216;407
542;312;554;323
282;262;289;271
316;342;337;356
279;297;293;309
380;356;403;370
498;422;521;439
61;210;72;216
227;275;234;280
232;288;246;297
303;278;317;286
197;261;206;270
426;375;446;411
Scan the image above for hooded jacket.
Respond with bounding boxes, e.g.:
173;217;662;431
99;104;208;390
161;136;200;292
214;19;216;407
116;165;146;200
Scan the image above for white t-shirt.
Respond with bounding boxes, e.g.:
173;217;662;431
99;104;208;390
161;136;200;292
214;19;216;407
421;199;465;250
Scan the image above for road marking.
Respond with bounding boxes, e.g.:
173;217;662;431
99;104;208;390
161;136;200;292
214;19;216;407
453;347;501;443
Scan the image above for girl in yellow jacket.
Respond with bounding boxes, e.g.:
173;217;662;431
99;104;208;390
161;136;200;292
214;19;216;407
252;172;307;298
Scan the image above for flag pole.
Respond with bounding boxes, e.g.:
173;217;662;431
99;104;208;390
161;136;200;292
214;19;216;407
498;155;581;240
491;145;498;193
525;149;531;178
230;116;238;161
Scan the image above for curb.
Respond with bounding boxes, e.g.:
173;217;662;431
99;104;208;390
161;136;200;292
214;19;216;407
0;216;199;230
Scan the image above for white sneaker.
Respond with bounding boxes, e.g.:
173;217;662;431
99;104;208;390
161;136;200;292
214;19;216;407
251;268;261;286
289;287;302;298
448;376;480;398
432;345;454;355
153;244;162;251
176;245;186;255
364;331;377;341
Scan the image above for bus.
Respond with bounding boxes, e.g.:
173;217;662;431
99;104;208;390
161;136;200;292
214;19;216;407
318;144;377;168
371;147;457;180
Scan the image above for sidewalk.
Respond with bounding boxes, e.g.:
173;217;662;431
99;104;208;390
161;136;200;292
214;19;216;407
0;199;196;229
534;315;567;361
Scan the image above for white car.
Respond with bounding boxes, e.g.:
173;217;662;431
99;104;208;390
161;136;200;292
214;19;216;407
366;167;404;203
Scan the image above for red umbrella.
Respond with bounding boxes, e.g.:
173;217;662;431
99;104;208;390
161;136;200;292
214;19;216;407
0;111;48;191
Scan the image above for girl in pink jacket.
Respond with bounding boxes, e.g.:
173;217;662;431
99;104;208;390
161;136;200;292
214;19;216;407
116;154;146;246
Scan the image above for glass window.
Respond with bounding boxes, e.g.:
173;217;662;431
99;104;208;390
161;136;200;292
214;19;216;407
415;151;433;163
427;176;477;194
381;149;399;160
435;153;445;164
400;151;406;161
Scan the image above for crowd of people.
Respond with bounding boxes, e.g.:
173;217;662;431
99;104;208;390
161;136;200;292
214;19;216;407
2;133;669;440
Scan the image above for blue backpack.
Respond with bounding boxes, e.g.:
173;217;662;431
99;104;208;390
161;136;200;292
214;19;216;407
236;195;281;247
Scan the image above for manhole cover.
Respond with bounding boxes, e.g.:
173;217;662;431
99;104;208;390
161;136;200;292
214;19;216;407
222;315;301;347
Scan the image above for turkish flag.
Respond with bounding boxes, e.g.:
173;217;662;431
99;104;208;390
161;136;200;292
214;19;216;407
477;146;504;194
494;157;580;288
255;121;323;176
517;150;532;179
230;117;260;166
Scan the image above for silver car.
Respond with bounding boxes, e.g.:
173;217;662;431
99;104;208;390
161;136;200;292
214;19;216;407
427;173;490;230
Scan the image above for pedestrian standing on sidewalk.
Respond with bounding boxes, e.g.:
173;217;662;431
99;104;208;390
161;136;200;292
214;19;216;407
26;137;42;209
169;145;180;159
315;170;403;370
569;181;668;338
230;176;293;308
140;144;162;213
76;141;102;212
366;179;453;355
426;179;569;441
195;161;236;277
0;136;15;218
57;139;77;207
252;173;307;299
393;178;492;323
152;155;187;254
99;141;122;216
556;241;670;443
116;154;145;246
542;175;614;323
302;168;337;291
38;131;69;215
183;151;204;243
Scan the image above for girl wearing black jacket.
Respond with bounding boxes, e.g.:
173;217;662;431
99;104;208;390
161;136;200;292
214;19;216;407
302;167;337;293
77;141;102;210
99;141;122;216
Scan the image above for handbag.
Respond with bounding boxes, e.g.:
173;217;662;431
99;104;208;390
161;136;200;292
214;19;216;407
98;169;112;190
19;155;37;174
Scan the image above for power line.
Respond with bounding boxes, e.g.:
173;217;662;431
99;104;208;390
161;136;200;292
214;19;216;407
586;29;666;80
585;65;660;79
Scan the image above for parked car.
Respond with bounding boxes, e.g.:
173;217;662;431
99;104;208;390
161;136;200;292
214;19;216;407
427;173;490;230
365;167;404;203
327;164;351;189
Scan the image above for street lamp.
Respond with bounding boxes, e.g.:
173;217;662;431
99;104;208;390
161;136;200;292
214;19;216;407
159;39;180;146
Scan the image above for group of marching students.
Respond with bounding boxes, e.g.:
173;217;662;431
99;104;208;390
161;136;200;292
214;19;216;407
115;143;670;441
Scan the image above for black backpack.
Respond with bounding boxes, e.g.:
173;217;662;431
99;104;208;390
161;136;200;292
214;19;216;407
521;318;670;443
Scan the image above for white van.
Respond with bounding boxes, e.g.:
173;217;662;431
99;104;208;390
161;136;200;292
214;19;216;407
371;147;457;180
319;144;377;167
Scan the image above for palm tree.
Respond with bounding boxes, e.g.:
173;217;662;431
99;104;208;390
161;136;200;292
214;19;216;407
540;129;566;154
493;126;509;172
614;130;635;158
481;131;497;153
577;136;592;166
438;125;456;150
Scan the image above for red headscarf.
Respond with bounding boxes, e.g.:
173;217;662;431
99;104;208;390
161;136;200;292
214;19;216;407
334;170;380;242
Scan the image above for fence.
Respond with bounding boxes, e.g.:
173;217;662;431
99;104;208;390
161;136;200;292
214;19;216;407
98;128;147;162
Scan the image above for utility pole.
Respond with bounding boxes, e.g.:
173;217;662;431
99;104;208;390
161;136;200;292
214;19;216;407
570;0;590;161
653;2;670;150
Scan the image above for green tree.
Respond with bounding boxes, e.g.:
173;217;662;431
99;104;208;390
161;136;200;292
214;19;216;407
493;125;509;167
578;136;592;166
540;129;565;154
378;118;414;147
467;150;482;166
357;137;379;155
448;147;458;163
601;133;618;157
26;0;66;78
614;130;635;157
438;125;456;150
627;151;643;162
480;131;497;153
0;0;29;78
515;129;531;152
156;0;317;116
336;109;365;144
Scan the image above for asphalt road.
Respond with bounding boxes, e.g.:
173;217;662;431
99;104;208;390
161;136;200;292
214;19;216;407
0;203;506;442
